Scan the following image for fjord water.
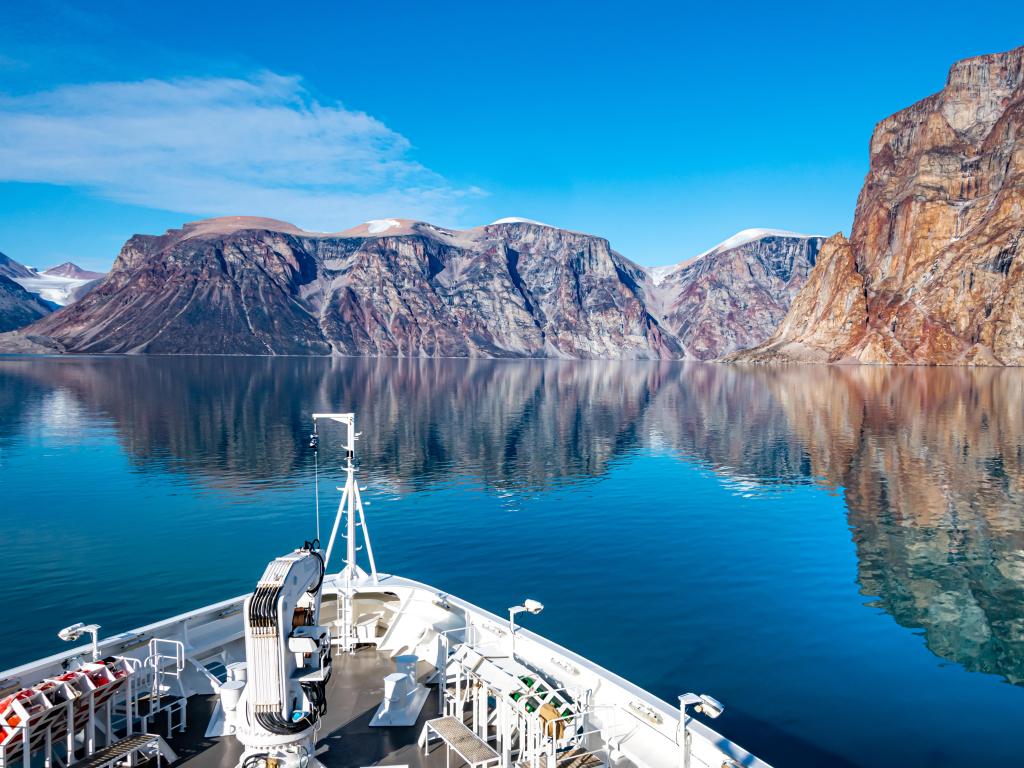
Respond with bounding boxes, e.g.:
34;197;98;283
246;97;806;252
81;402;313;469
2;357;1023;767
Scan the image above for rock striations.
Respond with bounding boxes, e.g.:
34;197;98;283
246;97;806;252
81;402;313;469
26;217;820;358
651;230;822;360
735;46;1024;365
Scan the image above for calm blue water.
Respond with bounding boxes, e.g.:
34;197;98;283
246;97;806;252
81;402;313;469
2;356;1023;767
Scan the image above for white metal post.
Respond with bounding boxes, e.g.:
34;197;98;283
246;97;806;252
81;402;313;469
678;696;692;768
509;609;517;660
87;692;95;755
65;700;74;766
323;485;349;573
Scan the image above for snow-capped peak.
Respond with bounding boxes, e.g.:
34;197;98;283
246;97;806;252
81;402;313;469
646;228;822;285
489;216;554;228
693;228;819;260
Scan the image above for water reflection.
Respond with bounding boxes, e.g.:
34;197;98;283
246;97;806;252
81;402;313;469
2;356;1023;684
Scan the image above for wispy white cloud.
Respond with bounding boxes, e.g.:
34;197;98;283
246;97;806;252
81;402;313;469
0;72;481;229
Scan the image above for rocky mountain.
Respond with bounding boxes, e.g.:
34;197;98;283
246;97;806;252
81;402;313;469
0;251;35;281
43;262;106;280
0;272;53;332
735;46;1024;365
25;216;819;358
0;251;106;307
648;229;822;359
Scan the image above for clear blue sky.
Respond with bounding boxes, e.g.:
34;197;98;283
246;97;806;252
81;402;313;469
1;1;1022;271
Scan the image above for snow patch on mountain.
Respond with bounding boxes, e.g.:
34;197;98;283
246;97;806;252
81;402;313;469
646;228;824;285
366;219;401;234
694;228;821;260
489;217;555;228
12;272;97;306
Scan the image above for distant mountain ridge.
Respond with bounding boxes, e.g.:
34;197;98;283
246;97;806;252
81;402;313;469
21;216;820;358
43;262;106;280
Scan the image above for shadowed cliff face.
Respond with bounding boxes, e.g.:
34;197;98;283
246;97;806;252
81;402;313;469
25;219;818;360
2;356;1023;685
0;272;52;331
736;46;1024;365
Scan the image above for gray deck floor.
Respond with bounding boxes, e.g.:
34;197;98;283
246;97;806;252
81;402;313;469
167;648;449;768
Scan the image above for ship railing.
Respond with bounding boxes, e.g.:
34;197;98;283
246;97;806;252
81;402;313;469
530;702;634;768
135;640;187;738
434;625;478;712
435;624;482;665
605;697;734;768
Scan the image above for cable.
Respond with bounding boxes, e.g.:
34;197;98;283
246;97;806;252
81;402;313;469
241;753;268;768
310;421;320;543
302;544;324;596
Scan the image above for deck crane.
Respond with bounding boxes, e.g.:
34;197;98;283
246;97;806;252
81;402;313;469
222;542;331;768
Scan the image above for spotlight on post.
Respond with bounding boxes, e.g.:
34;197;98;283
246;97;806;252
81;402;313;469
57;622;101;661
508;599;544;659
678;692;724;767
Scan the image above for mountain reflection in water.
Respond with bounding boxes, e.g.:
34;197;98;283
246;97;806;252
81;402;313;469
2;356;1023;767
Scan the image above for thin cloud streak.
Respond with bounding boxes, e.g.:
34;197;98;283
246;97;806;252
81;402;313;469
0;72;482;228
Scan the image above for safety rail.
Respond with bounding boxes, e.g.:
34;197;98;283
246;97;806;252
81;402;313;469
137;640;187;738
528;705;618;768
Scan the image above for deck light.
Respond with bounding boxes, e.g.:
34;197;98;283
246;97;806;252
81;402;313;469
57;622;101;661
678;693;725;768
508;599;544;659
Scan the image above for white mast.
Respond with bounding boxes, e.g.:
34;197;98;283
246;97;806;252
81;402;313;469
312;413;378;585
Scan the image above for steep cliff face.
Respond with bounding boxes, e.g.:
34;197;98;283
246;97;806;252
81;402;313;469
0;252;35;280
33;221;331;354
0;274;52;332
31;217;680;358
735;46;1024;365
0;262;53;332
653;230;822;359
726;234;869;362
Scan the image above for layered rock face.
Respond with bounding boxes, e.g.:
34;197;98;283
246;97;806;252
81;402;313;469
652;231;822;359
30;218;680;357
29;217;818;358
736;46;1024;365
32;222;332;355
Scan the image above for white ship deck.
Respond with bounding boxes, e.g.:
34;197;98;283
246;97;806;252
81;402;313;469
169;648;444;768
0;575;771;768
